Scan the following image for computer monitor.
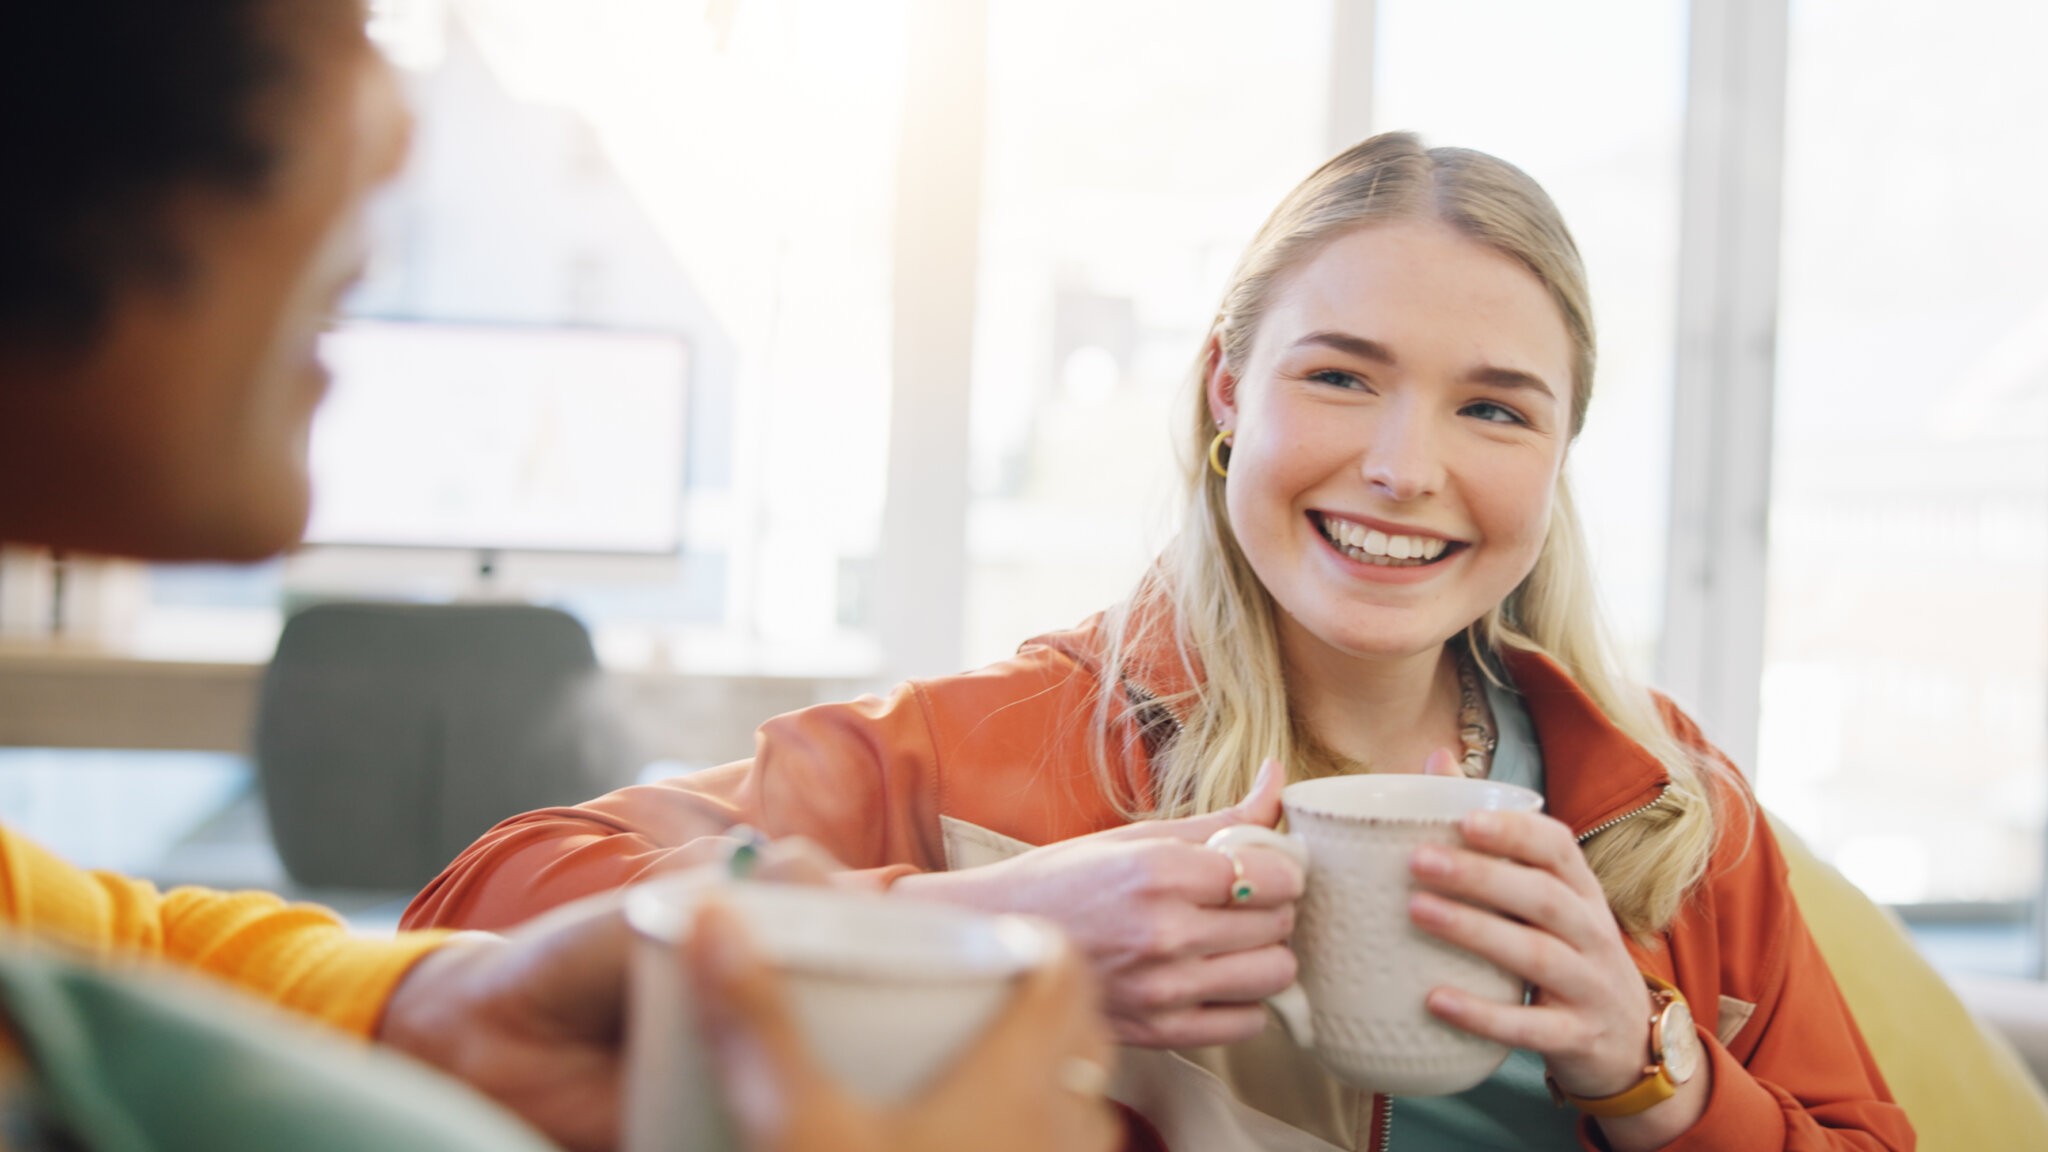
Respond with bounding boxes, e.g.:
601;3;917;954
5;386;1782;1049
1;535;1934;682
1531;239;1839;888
304;320;688;556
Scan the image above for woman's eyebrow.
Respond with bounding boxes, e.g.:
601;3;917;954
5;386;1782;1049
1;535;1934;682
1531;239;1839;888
1291;330;1558;403
1291;330;1397;365
1463;365;1557;402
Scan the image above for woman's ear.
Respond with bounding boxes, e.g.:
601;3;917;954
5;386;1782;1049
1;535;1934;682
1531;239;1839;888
1204;334;1238;429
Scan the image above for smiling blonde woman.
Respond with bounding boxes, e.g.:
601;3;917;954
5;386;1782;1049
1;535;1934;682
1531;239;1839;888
410;133;1912;1152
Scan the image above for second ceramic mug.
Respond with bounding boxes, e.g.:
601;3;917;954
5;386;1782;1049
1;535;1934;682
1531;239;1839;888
620;871;1056;1152
1212;773;1546;1096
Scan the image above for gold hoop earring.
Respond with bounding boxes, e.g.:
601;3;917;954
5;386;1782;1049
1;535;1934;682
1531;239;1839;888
1207;429;1233;479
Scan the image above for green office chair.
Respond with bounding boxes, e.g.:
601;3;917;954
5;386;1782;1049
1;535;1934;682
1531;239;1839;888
253;601;641;892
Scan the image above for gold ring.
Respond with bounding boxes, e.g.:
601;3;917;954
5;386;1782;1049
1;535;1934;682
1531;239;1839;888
1212;844;1255;905
1057;1055;1111;1098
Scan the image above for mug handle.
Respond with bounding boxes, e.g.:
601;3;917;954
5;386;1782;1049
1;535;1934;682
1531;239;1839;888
1203;824;1316;1048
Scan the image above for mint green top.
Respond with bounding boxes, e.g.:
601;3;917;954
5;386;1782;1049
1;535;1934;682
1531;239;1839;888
1386;676;1584;1151
0;940;556;1152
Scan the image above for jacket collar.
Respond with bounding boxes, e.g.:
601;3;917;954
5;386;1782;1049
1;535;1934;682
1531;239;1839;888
1036;607;1671;838
1495;647;1671;838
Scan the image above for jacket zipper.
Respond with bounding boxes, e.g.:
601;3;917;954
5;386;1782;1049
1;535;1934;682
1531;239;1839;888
1122;680;1184;737
1121;680;1190;781
1575;785;1669;844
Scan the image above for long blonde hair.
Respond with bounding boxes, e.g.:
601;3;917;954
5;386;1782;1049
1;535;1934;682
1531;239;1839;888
1091;132;1740;937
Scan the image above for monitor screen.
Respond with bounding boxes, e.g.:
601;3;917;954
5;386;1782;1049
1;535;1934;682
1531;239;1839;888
304;320;687;554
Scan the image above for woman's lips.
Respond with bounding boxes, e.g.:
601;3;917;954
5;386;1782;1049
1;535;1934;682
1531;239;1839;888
1310;511;1459;567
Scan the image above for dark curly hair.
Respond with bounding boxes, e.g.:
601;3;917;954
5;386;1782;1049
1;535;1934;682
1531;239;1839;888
0;0;302;349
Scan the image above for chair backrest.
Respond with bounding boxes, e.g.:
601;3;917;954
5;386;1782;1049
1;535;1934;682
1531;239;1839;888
1772;813;2048;1147
254;601;637;891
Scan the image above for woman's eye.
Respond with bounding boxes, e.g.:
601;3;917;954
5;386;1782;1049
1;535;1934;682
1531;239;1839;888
1308;369;1370;391
1463;400;1527;425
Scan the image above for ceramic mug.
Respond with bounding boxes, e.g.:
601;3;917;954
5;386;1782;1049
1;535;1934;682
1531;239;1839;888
621;872;1056;1152
1211;773;1545;1096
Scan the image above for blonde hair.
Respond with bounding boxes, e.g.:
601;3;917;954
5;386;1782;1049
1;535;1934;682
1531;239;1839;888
1091;132;1742;937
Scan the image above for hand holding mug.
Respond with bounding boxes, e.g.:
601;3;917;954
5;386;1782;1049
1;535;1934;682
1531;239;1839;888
1208;772;1546;1096
892;759;1308;1049
377;836;848;1152
688;903;1120;1152
1407;807;1710;1143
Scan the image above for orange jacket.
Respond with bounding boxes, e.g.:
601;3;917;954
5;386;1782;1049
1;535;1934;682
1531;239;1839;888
405;616;1911;1151
1;825;446;1037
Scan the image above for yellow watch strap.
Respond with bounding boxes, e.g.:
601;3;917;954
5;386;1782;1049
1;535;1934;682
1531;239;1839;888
1547;975;1685;1119
1552;1064;1677;1118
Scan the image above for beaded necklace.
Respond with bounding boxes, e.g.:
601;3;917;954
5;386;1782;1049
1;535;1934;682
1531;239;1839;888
1454;646;1500;779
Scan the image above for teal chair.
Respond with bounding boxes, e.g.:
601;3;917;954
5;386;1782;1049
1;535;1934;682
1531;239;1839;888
253;602;640;891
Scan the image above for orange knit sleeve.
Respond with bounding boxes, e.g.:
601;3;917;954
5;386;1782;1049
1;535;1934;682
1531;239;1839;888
0;823;447;1036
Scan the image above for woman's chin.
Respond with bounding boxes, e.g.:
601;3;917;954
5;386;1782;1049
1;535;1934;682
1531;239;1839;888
1282;611;1465;668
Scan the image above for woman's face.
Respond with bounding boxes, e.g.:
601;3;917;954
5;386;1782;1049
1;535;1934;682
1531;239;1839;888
1211;218;1575;671
0;2;410;560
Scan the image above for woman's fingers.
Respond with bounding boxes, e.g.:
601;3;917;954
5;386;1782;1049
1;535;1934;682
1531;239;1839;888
1066;837;1304;916
689;909;1122;1152
1420;954;1657;1098
1422;987;1582;1054
1458;810;1607;903
686;901;833;1146
1112;998;1278;1050
908;939;1122;1152
1405;815;1659;1090
1099;758;1287;847
1103;942;1298;1049
935;939;1111;1087
1408;841;1607;955
1102;914;1311;1052
1407;888;1601;1004
1108;942;1298;1016
1172;903;1297;956
1419;746;1463;777
1177;840;1306;910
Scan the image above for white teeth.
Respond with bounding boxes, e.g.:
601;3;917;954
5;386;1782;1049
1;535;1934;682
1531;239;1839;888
1318;516;1449;566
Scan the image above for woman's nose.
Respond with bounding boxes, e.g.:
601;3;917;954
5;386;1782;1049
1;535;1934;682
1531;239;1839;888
1359;405;1443;501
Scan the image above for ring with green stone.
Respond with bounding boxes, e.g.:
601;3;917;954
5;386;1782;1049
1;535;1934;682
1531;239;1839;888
725;824;770;879
1214;844;1255;905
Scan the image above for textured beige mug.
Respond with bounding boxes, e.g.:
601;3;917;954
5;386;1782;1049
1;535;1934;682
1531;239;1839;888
622;872;1055;1152
1211;774;1545;1096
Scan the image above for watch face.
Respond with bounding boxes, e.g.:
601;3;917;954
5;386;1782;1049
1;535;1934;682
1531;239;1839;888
1659;999;1703;1085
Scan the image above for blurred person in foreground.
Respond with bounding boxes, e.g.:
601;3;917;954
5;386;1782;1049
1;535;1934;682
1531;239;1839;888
0;2;1117;1151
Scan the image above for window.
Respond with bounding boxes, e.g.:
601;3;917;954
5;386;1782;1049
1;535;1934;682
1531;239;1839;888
1760;0;2048;970
963;0;1334;664
127;0;907;666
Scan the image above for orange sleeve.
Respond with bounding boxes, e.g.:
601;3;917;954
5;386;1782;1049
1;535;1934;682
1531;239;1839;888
0;824;447;1037
402;684;947;931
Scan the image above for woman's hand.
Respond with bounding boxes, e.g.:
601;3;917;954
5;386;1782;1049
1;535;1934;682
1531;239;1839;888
1405;803;1710;1150
892;759;1307;1049
376;837;844;1152
690;902;1121;1152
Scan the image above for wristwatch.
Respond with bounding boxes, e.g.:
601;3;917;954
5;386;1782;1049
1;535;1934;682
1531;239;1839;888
1548;975;1703;1118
